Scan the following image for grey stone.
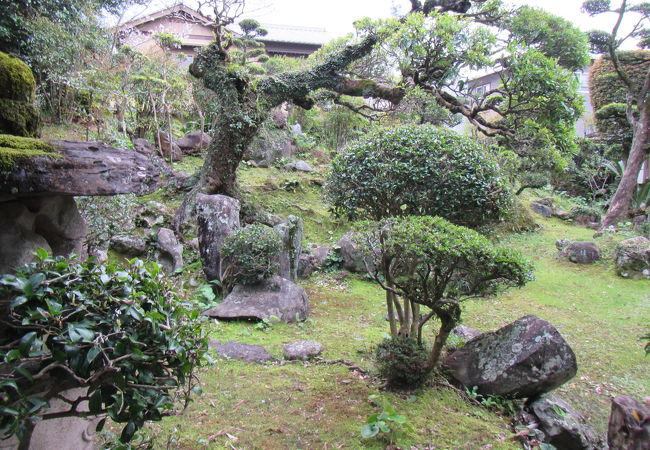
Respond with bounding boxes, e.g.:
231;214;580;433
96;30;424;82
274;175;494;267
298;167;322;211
608;395;650;450
283;340;323;360
335;232;372;273
88;248;108;263
176;131;211;155
443;315;577;399
0;140;161;198
615;236;650;279
530;394;600;450
451;325;482;341
0;196;87;274
156;228;183;273
0;388;101;450
274;215;303;281
204;275;309;322
196;194;240;282
553;208;570;219
246;126;295;166
291;123;303;135
110;234;147;257
530;202;553;217
557;241;601;264
632;214;650;231
214;341;275;363
284;160;313;172
132;138;156;155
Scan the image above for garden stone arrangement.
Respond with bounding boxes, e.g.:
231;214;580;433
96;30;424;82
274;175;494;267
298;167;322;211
1;1;649;449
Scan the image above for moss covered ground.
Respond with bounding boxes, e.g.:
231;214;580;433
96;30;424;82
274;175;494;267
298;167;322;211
111;161;649;448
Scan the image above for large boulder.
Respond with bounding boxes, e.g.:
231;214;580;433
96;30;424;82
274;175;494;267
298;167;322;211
176;131;211;155
132;138;156;155
283;160;313;172
203;275;309;323
298;246;331;278
0;196;87;274
335;232;371;273
530;202;553;218
196;194;240;282
155;228;183;273
557;241;601;264
0;140;161;198
213;341;275;363
615;236;650;279
529;394;600;449
274;215;303;281
245;126;295;166
0;52;39;137
607;395;650;450
443;315;577;398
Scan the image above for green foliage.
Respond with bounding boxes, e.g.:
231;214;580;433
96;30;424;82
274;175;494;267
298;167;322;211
507;6;590;71
0;252;207;444
154;33;182;50
76;195;137;252
464;386;518;416
569;204;602;220
220;224;281;287
375;338;432;388
231;19;268;74
327;125;512;227
589;51;650;156
360;394;414;444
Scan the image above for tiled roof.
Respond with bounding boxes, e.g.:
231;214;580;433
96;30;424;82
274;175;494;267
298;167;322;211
256;23;330;45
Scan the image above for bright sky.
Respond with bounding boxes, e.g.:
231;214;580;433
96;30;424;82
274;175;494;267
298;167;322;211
117;0;638;43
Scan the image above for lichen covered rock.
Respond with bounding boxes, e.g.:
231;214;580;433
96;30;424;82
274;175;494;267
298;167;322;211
443;315;577;398
196;194;240;282
615;236;650;279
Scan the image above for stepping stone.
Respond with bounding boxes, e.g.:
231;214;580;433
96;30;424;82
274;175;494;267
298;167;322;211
214;341;275;363
283;340;323;360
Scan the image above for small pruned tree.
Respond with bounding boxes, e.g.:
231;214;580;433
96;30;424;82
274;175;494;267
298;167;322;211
231;18;269;73
358;216;533;369
0;252;207;447
327;125;512;228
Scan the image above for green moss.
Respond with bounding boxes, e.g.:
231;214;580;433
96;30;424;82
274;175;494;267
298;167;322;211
0;98;40;137
0;134;60;170
0;51;36;102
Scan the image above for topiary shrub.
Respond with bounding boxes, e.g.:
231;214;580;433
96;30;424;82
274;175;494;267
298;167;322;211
327;125;512;228
0;52;39;137
220;224;281;289
0;251;207;446
375;337;432;389
589;51;650;157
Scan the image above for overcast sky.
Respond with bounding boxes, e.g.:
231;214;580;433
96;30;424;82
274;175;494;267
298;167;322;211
117;0;638;43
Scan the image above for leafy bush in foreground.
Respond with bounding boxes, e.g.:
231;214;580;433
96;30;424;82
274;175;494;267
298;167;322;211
0;251;207;446
375;337;432;388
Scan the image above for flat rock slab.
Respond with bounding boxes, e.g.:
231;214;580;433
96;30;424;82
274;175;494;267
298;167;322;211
204;276;309;322
558;241;601;264
451;325;482;341
214;341;275;363
283;340;323;360
0;140;161;198
443;315;577;399
530;202;553;217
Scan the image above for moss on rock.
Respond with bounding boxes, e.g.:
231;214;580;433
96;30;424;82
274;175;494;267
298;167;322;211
0;134;59;170
0;98;40;137
0;52;36;102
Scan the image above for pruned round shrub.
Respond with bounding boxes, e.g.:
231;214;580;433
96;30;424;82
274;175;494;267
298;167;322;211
327;125;512;228
221;224;281;287
0;251;207;445
375;337;432;389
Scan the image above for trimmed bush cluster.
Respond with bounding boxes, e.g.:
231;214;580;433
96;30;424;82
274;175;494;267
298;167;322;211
327;125;512;228
375;337;432;388
220;224;281;287
0;251;207;445
589;51;650;156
